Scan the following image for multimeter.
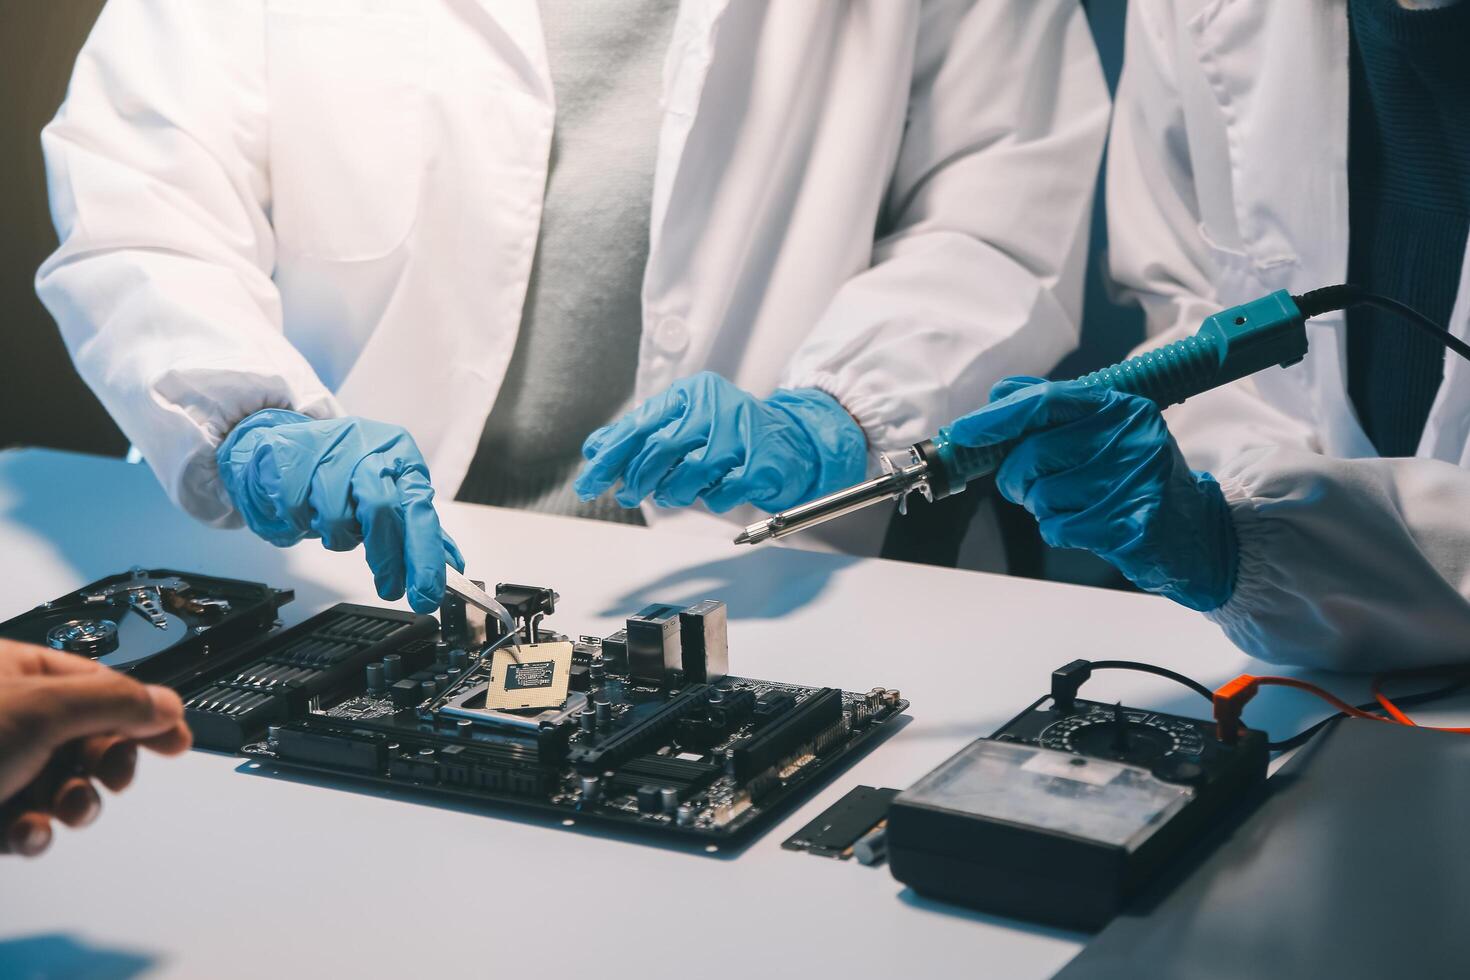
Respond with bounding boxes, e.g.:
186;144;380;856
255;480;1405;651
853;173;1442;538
886;662;1268;931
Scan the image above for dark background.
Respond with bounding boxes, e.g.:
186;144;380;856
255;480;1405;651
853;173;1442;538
0;0;124;456
0;0;1138;493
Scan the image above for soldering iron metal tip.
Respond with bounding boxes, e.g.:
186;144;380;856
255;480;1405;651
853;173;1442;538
733;522;775;545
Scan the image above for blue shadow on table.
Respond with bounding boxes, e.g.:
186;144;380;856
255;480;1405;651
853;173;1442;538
598;547;861;620
0;933;158;980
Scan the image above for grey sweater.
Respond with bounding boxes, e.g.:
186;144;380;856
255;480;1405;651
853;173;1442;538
457;0;678;522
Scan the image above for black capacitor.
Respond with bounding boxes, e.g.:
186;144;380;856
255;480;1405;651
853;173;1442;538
637;785;663;814
382;654;404;683
449;648;469;669
590;658;606;682
595;697;612;725
420;679;437;701
433;641;450;666
365;662;386;694
579;707;597;733
434;673;450;692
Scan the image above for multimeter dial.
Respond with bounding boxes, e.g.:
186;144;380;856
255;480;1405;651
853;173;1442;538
1038;705;1206;766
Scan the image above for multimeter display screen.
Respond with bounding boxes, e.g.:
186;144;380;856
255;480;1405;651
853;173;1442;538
899;740;1195;851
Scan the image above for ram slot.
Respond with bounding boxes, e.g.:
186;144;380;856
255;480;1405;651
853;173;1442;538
728;688;844;782
568;684;710;774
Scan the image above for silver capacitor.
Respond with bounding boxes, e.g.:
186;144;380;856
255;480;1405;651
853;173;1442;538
660;787;679;816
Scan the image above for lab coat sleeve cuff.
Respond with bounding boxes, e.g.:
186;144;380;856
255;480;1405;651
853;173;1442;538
778;370;892;475
1200;449;1470;670
1204;473;1277;642
1203;467;1346;669
174;388;340;528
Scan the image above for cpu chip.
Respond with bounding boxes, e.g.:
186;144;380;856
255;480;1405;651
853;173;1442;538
484;641;573;710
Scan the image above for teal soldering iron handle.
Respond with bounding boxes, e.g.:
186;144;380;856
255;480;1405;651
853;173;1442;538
918;290;1308;499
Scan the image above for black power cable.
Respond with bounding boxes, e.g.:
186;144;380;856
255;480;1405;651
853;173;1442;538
1084;660;1215;703
1293;283;1470;364
1267;669;1470;752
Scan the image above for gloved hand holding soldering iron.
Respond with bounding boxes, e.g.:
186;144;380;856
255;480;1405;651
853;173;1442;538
950;378;1237;612
574;366;1235;611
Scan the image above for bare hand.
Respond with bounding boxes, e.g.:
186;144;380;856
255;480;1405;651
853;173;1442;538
0;640;190;856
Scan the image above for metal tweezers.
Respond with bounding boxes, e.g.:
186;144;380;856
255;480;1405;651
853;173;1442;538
444;566;521;658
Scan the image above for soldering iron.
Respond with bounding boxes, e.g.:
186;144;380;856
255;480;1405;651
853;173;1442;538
735;284;1470;545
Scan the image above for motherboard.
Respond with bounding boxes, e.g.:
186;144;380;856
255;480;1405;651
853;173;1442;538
0;569;907;846
236;585;907;844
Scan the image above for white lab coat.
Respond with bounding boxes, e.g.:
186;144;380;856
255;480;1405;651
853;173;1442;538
36;0;1108;556
1110;0;1470;668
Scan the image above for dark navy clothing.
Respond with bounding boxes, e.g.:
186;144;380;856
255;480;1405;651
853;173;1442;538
1346;0;1470;457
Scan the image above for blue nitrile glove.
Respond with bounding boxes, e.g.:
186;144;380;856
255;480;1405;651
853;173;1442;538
217;410;464;613
573;372;867;514
950;378;1238;611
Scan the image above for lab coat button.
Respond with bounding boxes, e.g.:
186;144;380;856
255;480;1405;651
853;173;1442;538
654;316;690;355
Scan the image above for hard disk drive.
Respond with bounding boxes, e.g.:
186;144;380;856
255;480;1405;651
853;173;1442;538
0;567;291;688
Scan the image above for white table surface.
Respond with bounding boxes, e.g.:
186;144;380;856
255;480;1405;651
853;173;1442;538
0;448;1418;979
